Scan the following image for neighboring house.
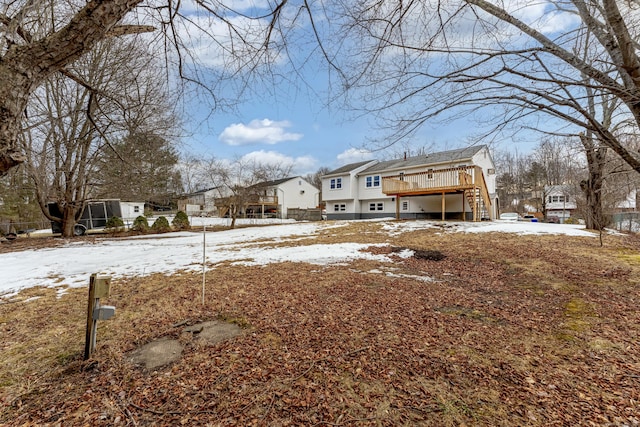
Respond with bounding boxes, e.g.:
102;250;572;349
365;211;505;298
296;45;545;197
215;176;319;219
544;185;577;223
177;187;221;216
322;146;498;221
615;188;639;212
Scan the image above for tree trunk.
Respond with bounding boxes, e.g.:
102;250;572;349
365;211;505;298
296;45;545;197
580;134;607;230
61;204;81;238
0;0;144;176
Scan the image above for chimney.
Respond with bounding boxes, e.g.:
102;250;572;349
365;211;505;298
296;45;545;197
404;152;407;160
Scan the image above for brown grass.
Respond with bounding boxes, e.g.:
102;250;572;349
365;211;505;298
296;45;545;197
1;221;640;426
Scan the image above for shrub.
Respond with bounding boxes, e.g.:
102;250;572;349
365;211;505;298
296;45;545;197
132;215;149;232
105;216;125;233
564;217;579;225
172;210;190;230
151;216;171;233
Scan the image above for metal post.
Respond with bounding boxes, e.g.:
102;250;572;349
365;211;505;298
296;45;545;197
202;225;206;305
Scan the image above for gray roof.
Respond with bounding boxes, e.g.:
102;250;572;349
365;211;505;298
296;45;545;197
253;176;316;189
324;160;377;177
362;145;487;174
255;177;296;188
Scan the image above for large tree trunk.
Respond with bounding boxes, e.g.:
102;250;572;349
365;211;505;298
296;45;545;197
61;204;81;238
580;134;607;230
0;65;33;172
0;0;144;175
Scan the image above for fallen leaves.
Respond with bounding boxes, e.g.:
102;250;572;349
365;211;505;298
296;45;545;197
1;222;640;425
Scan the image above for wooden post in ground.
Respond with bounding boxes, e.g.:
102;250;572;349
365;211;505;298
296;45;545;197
84;274;98;360
395;195;400;220
441;192;446;221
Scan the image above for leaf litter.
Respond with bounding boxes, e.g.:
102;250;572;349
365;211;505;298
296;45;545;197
1;221;639;426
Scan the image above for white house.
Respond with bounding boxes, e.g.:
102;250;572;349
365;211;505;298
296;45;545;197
215;176;319;219
177;187;221;216
544;185;577;223
322;146;498;221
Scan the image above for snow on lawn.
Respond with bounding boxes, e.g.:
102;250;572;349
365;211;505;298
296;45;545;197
0;219;596;296
452;220;596;237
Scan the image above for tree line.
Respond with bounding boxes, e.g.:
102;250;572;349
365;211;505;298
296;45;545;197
2;1;640;234
495;136;640;227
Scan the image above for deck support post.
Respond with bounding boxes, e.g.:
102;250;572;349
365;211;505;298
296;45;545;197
472;186;477;221
395;195;400;220
462;191;466;221
441;192;446;221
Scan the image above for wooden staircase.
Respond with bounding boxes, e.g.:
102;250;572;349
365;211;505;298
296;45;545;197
464;187;489;221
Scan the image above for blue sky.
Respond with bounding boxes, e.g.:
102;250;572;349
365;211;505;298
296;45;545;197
170;0;578;176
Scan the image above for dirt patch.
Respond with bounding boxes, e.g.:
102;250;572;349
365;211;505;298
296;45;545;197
128;321;242;370
189;320;242;345
127;338;183;370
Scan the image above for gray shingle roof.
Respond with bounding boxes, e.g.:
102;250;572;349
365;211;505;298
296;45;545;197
362;145;487;174
324;160;377;177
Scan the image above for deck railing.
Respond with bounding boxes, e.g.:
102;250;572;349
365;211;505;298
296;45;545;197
382;166;482;194
382;165;492;218
214;195;279;207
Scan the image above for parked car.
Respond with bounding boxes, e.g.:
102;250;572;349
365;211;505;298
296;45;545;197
521;214;538;222
499;212;521;221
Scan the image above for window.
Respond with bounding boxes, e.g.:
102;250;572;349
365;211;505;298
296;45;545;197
334;204;346;211
426;169;434;180
369;203;384;211
369;203;376;211
330;178;342;189
377;202;384;211
548;195;567;203
401;201;409;211
365;175;381;188
134;205;140;213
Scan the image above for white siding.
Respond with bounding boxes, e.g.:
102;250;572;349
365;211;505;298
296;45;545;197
120;202;145;221
277;178;319;216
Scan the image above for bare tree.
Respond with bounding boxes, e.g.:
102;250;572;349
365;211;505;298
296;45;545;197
0;0;303;175
198;155;292;228
325;2;640;164
21;37;178;236
314;0;640;229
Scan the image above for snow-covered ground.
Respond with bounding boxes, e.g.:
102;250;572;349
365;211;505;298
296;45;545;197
0;219;596;296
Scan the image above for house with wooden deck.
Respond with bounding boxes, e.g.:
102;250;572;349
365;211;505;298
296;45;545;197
322;146;498;221
215;176;319;219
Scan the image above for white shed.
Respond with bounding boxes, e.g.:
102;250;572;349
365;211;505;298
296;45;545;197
120;201;145;222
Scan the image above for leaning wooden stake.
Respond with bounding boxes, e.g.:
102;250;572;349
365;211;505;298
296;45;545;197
84;274;98;360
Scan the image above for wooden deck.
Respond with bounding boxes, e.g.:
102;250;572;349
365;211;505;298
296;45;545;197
382;166;492;221
214;195;280;218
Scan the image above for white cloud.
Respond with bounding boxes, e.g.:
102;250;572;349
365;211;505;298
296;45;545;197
219;119;304;146
504;1;580;35
179;0;272;14
240;150;317;175
336;148;374;165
